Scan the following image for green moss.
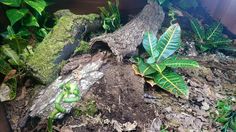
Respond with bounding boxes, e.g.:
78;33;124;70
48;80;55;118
74;100;97;117
27;13;99;84
74;41;90;54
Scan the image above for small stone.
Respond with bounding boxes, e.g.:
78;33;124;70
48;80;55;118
201;102;210;111
163;107;172;113
0;83;12;102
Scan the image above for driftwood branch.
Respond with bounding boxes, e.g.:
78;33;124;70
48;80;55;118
90;2;164;61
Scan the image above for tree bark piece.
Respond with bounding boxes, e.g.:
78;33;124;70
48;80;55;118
27;10;101;84
90;2;164;61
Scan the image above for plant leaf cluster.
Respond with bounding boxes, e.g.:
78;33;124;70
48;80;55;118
134;24;199;98
0;26;33;99
0;0;53;40
190;18;232;52
215;98;236;131
99;0;121;33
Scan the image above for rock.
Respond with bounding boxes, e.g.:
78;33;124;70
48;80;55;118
201;102;210;111
0;83;11;102
27;10;101;84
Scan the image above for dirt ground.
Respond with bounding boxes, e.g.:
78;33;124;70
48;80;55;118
3;43;236;132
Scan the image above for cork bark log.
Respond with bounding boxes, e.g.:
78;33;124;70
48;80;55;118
90;1;165;61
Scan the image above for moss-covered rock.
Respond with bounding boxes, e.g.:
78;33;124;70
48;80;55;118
27;10;101;84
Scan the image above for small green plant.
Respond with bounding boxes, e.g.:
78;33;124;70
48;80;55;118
0;26;33;99
48;82;81;132
0;0;51;40
214;98;236;132
74;100;97;117
99;0;121;33
74;41;90;54
190;18;232;52
133;24;199;98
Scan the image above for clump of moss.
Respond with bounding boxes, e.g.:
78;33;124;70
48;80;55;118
74;100;97;117
27;13;99;84
74;41;90;54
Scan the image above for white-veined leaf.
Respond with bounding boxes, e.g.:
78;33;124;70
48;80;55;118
156;23;181;62
143;32;159;59
206;22;223;41
163;57;199;68
154;70;189;98
190;18;205;42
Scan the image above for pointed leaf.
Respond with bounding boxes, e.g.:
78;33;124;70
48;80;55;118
6;8;28;26
0;0;21;7
137;58;156;76
206;22;223;41
210;37;232;46
23;15;39;27
156;24;181;62
150;63;166;73
24;0;47;15
154;70;189;97
163;58;199;68
0;45;21;66
143;32;159;58
190;18;205;42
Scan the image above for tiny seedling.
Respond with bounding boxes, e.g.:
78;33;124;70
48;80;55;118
190;18;232;52
133;24;199;98
48;82;81;132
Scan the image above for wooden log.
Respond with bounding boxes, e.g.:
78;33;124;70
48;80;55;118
90;1;164;61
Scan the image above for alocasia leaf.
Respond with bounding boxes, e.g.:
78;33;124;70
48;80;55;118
154;70;189;97
163;57;199;68
206;22;223;41
156;24;181;62
190;18;205;42
143;32;159;60
137;58;156;76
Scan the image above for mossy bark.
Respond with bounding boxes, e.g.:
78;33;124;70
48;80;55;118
27;10;101;84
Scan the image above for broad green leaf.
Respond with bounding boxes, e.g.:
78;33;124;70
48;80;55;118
0;45;21;66
24;0;47;15
137;58;156;76
6;8;28;26
150;63;166;73
147;57;156;64
142;32;159;58
206;22;223;41
190;18;205;42
154;70;189;97
210;37;232;46
0;59;12;75
23;15;39;27
0;0;21;7
163;58;199;68
156;24;181;62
